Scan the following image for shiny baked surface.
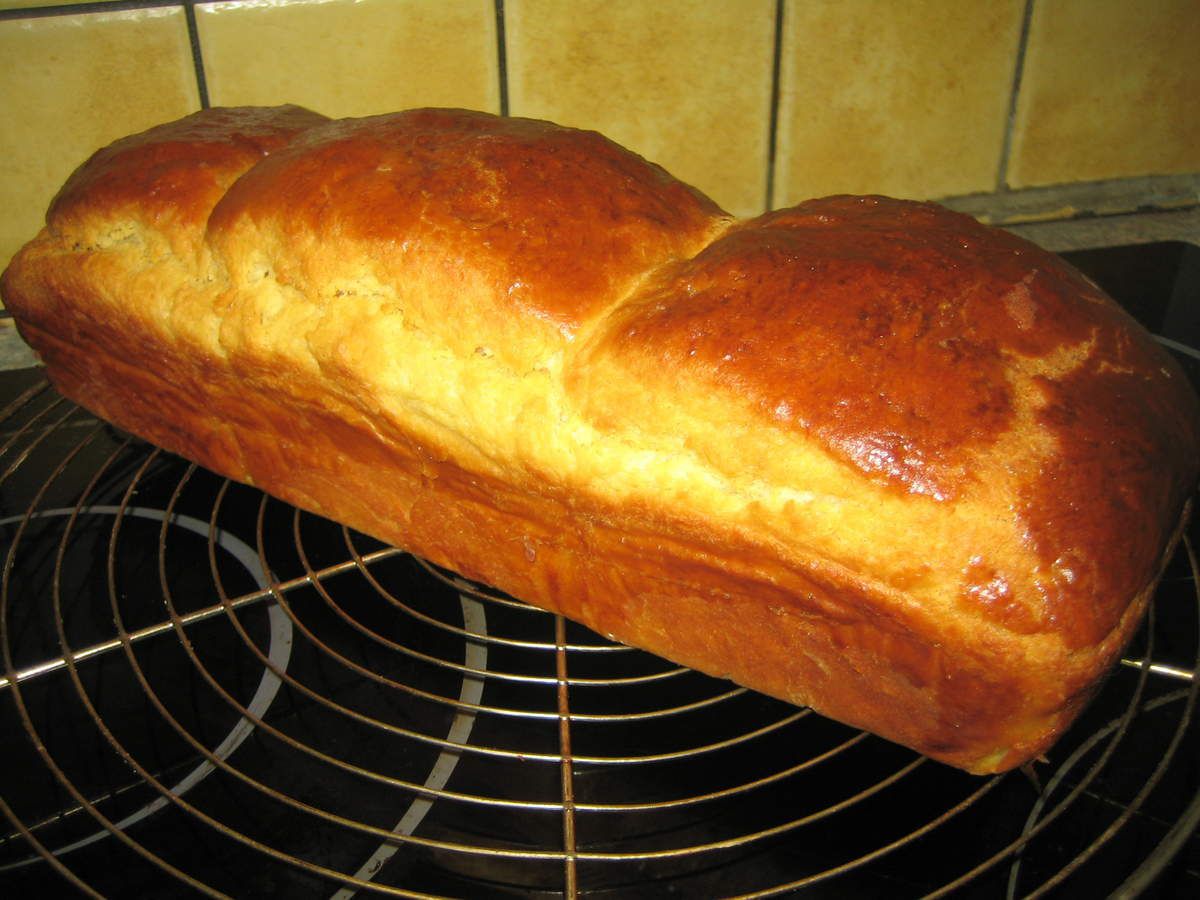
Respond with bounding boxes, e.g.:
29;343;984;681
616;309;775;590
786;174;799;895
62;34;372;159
3;106;1197;773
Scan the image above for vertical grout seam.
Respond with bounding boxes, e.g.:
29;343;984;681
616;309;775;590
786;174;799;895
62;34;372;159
765;0;785;212
183;1;210;110
494;0;510;116
996;0;1037;194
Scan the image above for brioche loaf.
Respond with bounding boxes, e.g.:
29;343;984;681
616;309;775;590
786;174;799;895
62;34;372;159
3;106;1197;773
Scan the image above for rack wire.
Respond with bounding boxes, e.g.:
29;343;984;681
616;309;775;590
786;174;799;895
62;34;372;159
0;370;1196;898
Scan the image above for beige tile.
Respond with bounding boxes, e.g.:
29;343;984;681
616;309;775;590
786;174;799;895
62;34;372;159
197;0;499;119
775;0;1024;206
507;0;776;217
1009;0;1200;188
0;7;199;278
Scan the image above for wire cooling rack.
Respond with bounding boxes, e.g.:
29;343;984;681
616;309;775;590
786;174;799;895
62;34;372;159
0;369;1197;898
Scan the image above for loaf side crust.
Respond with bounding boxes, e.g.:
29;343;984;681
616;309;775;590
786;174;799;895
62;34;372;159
16;306;1166;774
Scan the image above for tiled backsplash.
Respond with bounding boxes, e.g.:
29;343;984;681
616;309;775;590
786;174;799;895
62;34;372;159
1;0;1198;278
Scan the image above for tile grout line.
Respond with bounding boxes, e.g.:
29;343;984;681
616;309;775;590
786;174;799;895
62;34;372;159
493;0;509;117
0;1;175;22
183;0;210;109
996;0;1037;195
764;0;785;213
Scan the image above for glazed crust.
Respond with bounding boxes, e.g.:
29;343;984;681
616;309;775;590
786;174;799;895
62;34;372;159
4;106;1197;773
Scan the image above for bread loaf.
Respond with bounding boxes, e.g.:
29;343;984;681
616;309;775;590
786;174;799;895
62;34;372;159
3;106;1197;773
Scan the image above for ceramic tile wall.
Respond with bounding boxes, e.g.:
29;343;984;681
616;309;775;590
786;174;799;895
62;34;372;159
0;5;200;270
1;0;1198;278
774;0;1025;205
196;0;499;117
506;0;776;216
1009;0;1200;188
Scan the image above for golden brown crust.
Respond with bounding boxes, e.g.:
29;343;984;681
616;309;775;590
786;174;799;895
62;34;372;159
206;108;727;370
3;106;1197;774
47;105;330;259
575;196;1200;649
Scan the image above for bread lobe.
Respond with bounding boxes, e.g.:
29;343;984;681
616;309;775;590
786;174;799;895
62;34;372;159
3;105;1197;774
207;108;728;371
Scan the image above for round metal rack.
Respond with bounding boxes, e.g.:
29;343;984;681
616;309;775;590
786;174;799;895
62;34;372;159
0;369;1197;898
